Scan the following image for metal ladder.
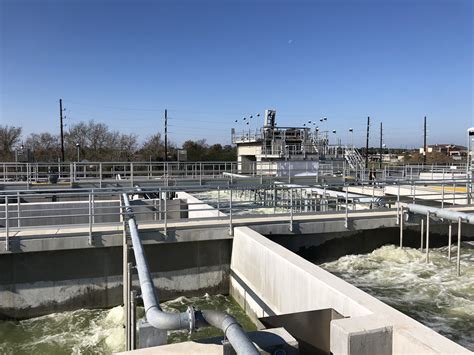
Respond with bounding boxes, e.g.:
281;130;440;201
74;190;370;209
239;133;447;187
344;148;365;170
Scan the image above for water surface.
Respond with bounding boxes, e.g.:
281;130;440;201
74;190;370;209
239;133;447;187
320;242;474;351
0;294;255;355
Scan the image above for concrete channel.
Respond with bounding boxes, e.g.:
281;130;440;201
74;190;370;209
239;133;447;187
0;182;473;354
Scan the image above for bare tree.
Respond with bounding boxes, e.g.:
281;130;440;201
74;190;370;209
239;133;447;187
63;120;140;161
66;120;115;161
138;133;167;161
0;125;22;161
115;133;138;161
25;132;61;162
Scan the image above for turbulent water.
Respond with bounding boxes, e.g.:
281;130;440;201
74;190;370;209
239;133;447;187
320;242;474;351
0;294;255;355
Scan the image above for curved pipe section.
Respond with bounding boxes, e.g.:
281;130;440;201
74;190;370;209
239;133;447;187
122;193;259;355
198;310;259;355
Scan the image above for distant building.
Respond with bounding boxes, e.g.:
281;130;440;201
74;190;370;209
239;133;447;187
419;144;467;161
232;110;364;175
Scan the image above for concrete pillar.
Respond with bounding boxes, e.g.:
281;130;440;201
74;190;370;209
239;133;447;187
138;319;167;348
330;316;392;355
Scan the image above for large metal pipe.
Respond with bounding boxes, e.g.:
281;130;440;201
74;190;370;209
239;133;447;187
197;310;260;355
122;193;258;355
407;204;474;224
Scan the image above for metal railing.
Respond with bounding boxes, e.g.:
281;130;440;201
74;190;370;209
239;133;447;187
0;161;471;188
1;177;472;251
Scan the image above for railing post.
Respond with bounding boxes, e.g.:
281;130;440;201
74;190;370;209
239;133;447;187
412;181;416;204
126;262;133;350
122;201;129;350
26;163;30;190
217;186;221;217
441;183;445;208
371;183;375;209
323;186;327;212
199;162;203;186
399;207;403;248
164;190;168;237
425;212;430;263
457;217;462;276
70;163;74;186
345;185;348;229
229;188;233;236
130;289;137;350
16;191;21;228
396;182;400;225
99;162;103;188
91;190;95;224
273;186;277;214
4;196;9;251
88;193;93;245
289;187;293;232
466;181;470;204
448;223;452;260
130;163;134;187
158;188;162;221
452;181;456;205
420;218;424;251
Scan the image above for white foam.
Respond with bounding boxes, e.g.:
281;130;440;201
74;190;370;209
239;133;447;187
321;243;474;350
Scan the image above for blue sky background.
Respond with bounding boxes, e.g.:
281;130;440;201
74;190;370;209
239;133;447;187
1;0;472;148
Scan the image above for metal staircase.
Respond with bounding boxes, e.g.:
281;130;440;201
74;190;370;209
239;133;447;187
344;148;365;170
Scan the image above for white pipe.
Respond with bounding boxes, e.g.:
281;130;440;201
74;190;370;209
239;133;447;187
407;204;474;224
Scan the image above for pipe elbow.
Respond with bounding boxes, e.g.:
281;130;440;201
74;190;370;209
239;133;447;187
146;306;191;331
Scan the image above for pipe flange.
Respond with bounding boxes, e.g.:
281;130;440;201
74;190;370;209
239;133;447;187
187;305;196;333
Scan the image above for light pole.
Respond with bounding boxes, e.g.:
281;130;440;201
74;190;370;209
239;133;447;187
332;130;338;157
76;143;80;162
349;128;354;150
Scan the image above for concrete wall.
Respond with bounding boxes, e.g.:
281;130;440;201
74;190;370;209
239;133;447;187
0;236;231;319
0;199;187;227
176;191;224;218
229;227;470;354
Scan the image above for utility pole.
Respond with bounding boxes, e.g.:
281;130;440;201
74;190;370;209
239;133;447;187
59;99;65;162
164;109;168;162
423;116;427;164
365;116;370;169
379;122;383;169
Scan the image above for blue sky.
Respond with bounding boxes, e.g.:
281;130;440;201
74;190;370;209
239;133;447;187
1;0;472;148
